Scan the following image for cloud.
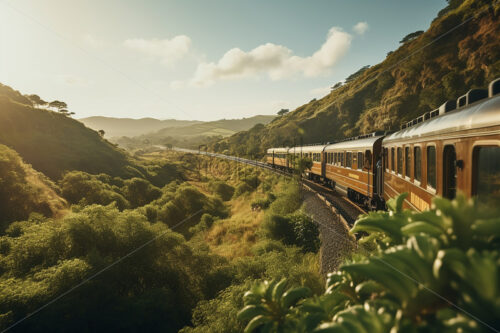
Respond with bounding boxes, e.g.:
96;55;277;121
124;35;192;65
353;22;369;35
190;27;352;86
309;85;331;96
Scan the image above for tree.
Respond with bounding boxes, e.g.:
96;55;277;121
331;82;343;90
399;30;424;44
277;109;289;116
98;130;105;137
49;100;68;111
26;94;47;108
344;65;370;84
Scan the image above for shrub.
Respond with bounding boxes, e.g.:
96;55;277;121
209;180;234;201
239;194;500;332
233;182;253;198
122;177;162;208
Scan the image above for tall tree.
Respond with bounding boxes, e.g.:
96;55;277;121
26;94;48;108
48;100;68;112
277;109;289;116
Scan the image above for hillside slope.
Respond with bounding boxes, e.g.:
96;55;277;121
212;0;500;156
79;116;202;138
0;144;67;230
0;91;144;180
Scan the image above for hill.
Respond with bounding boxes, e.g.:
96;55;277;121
115;115;275;150
211;0;500;156
0;144;67;230
0;88;145;180
79;116;202;138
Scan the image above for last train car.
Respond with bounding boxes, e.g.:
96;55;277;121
381;79;500;211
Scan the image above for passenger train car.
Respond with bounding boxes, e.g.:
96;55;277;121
266;78;500;211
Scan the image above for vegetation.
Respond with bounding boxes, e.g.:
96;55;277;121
0;92;144;179
211;0;500;157
238;193;500;332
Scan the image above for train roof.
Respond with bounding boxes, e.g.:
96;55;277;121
383;94;500;144
325;134;385;151
289;144;328;153
270;147;290;153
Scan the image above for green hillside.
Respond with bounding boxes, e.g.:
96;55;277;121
212;0;500;156
0;90;144;180
0;144;67;230
79;116;202;138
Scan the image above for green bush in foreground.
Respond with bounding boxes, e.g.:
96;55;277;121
239;194;500;332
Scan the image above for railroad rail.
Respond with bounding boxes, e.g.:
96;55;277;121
172;147;367;226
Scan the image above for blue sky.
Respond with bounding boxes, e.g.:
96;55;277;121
0;0;446;120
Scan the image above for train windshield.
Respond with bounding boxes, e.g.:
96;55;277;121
474;146;500;206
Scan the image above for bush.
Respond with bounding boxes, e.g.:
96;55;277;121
239;194;500;332
268;182;301;215
251;193;276;210
233;182;253;198
209;180;234;201
122;177;162;208
60;171;129;210
262;212;320;253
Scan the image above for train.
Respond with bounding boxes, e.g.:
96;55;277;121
266;77;500;211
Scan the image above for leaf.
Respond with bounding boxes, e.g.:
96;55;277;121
243;315;270;333
282;286;311;308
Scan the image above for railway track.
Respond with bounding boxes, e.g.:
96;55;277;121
172;147;367;226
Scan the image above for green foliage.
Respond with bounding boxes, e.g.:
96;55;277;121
0;94;144;179
268;182;302;216
263;212;320;253
59;171;129;210
122;177;162;208
233;182;254;198
251;193;276;210
209;180;235;201
0;144;65;229
240;194;500;332
0;205;233;332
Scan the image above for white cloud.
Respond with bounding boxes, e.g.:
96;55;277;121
309;85;331;96
190;27;352;86
353;22;369;35
124;35;192;65
169;80;185;90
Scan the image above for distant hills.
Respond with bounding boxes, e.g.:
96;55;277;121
212;0;500;156
101;115;275;150
79;116;202;138
0;87;144;179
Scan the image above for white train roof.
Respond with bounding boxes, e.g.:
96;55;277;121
325;135;385;151
289;144;328;153
383;95;500;144
270;147;290;153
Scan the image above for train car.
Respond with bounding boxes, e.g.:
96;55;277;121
381;79;500;211
270;147;290;169
266;148;274;165
323;132;385;207
291;144;327;180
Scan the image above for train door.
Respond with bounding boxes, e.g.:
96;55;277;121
321;152;326;180
443;145;457;199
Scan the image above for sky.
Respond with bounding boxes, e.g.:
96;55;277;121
0;0;446;121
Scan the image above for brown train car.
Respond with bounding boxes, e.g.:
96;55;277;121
381;86;500;211
292;145;327;181
266;148;274;165
323;133;384;207
270;147;290;169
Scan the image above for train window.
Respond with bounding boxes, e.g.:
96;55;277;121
427;146;436;189
397;147;403;175
352;153;357;169
346;152;352;168
341;152;345;167
391;148;395;172
414;147;422;182
358;152;364;170
384;148;388;171
405;147;411;178
473;146;500;205
365;150;372;169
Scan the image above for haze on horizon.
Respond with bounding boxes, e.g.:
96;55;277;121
0;0;446;121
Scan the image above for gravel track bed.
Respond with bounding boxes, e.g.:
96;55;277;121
301;188;357;275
